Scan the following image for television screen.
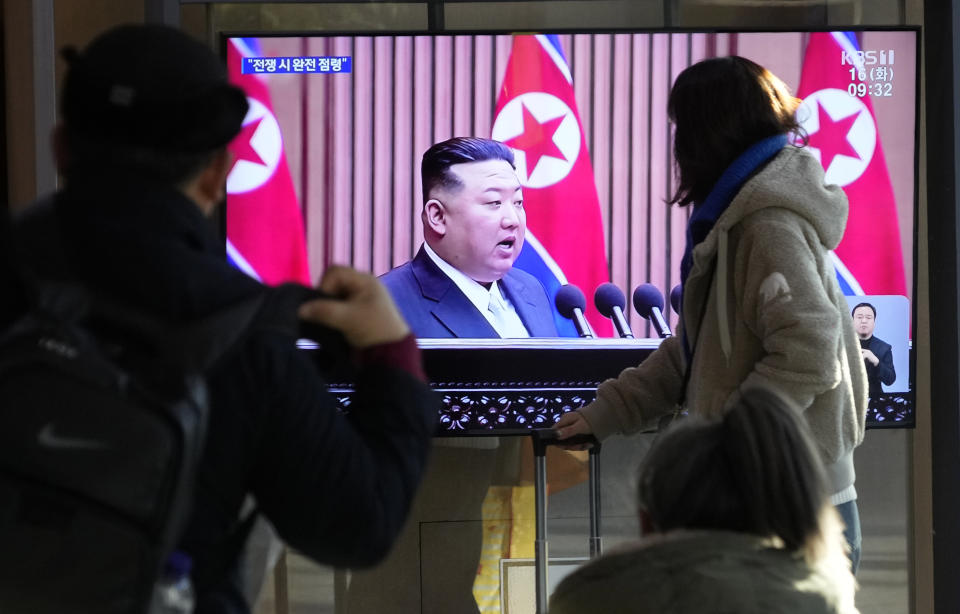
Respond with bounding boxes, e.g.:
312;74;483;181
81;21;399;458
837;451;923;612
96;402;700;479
222;28;918;428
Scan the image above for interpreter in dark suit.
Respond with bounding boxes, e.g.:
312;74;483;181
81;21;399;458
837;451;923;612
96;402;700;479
852;302;896;400
348;138;557;614
381;137;558;338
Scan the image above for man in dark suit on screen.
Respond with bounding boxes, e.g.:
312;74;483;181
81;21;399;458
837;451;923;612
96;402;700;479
348;138;556;613
381;137;557;338
852;302;896;400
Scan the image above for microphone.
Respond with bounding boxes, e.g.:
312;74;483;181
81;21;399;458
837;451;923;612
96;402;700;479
670;285;682;315
594;283;633;338
555;285;595;338
632;283;672;339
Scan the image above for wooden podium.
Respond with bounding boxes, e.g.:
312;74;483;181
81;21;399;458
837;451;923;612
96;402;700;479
329;338;660;436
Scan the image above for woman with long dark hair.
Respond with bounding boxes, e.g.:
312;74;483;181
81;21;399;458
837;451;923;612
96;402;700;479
555;56;868;570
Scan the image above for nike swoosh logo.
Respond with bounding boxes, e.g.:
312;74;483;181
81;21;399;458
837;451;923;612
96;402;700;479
36;423;109;451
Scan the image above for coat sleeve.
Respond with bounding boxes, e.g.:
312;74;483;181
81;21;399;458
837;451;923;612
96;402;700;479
579;335;685;440
873;341;896;386
734;217;845;411
246;338;439;569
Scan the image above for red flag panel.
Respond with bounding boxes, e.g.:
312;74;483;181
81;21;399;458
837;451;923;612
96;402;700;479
492;35;612;335
796;32;906;297
226;39;311;286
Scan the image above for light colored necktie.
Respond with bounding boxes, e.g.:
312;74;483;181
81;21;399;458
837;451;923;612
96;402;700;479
487;292;531;338
488;294;509;336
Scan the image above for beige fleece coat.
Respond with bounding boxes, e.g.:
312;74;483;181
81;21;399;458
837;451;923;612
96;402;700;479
580;146;868;472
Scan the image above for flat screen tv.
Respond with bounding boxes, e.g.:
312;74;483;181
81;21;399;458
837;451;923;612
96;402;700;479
222;28;919;428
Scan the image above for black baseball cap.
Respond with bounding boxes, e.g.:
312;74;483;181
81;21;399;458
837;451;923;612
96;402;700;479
60;24;248;153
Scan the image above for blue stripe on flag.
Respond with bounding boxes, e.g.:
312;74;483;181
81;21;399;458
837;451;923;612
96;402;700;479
544;34;566;62
835;270;856;295
830;31;862;68
234;37;261;58
837;31;859;50
830;252;864;297
535;35;573;85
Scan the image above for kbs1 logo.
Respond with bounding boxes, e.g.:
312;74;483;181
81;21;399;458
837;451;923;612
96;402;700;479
843;49;897;98
841;50;895;66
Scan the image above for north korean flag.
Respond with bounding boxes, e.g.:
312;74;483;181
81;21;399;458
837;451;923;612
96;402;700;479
226;38;311;286
492;34;612;337
796;32;906;297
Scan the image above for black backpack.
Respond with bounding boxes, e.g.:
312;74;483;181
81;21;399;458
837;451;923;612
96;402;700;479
0;282;270;614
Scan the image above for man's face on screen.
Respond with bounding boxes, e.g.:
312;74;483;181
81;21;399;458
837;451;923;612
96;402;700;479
430;159;525;283
853;306;876;339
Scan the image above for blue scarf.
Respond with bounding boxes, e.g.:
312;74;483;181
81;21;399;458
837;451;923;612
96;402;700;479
678;133;788;361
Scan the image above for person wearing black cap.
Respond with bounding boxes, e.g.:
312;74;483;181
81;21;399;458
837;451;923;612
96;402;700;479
13;24;437;614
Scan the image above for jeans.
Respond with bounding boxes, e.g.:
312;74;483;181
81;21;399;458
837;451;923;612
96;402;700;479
835;499;862;575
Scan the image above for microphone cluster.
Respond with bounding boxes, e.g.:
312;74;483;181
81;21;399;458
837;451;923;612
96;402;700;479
554;282;682;339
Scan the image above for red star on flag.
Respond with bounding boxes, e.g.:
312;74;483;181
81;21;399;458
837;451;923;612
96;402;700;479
505;103;567;180
807;101;862;173
228;117;266;174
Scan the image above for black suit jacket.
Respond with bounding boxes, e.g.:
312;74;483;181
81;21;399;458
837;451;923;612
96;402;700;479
863;335;895;399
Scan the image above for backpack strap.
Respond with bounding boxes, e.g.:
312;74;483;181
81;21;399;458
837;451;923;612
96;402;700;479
146;294;268;372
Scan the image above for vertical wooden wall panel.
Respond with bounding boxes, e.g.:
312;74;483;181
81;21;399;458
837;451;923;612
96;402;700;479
608;33;633;315
303;36;328;278
472;36;494;139
666;34;689;307
628;34;652;334
351;36;373;272
373;36;396;274
453;36;474;138
330;36;354;267
644;33;673;336
410;36;435;271
736;32;804;89
432;36;454;146
591;33;613;269
391;37;415;269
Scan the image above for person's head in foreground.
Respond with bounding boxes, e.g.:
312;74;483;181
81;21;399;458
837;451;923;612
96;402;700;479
550;386;859;614
638;386;835;556
55;24;248;214
668;55;802;206
420;137;524;284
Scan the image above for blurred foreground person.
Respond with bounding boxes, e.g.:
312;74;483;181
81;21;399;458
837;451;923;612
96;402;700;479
12;24;436;614
551;386;859;614
555;55;868;570
0;207;28;327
